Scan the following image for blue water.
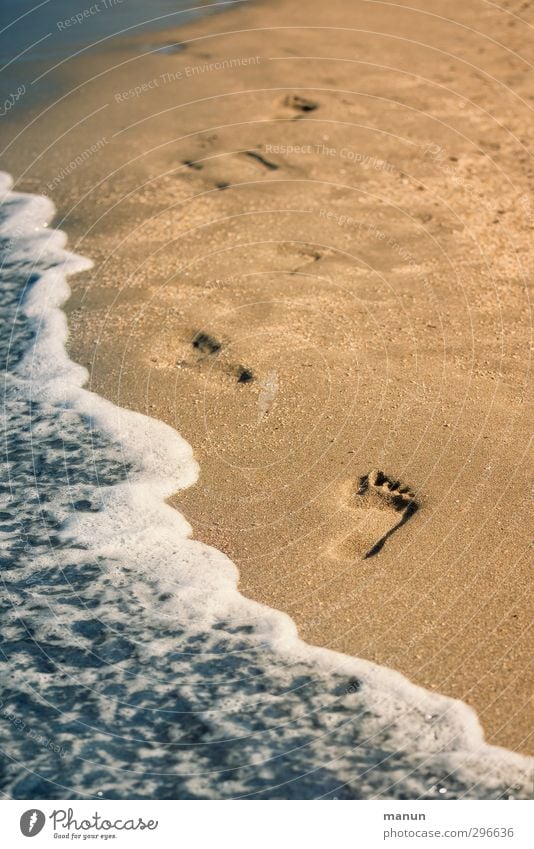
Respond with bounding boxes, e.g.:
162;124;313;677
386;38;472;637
0;176;532;800
0;0;244;63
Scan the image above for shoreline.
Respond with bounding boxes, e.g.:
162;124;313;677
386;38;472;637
1;0;532;756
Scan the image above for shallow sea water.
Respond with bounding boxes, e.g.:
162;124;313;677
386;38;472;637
0;0;240;62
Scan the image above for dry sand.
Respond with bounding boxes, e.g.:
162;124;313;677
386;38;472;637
2;0;532;753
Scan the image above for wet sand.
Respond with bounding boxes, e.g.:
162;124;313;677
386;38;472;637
2;0;532;753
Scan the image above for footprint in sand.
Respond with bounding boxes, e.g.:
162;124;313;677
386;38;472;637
332;470;418;561
179;147;282;192
175;330;255;385
241;150;279;171
281;94;319;115
272;94;320;120
275;242;333;273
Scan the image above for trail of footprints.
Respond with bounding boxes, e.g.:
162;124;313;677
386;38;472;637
179;331;421;556
177;333;420;555
178;93;328;271
176;90;420;557
179;92;321;192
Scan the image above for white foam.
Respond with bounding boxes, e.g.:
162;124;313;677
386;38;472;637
1;170;531;797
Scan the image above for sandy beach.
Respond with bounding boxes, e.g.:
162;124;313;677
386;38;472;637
2;0;532;757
